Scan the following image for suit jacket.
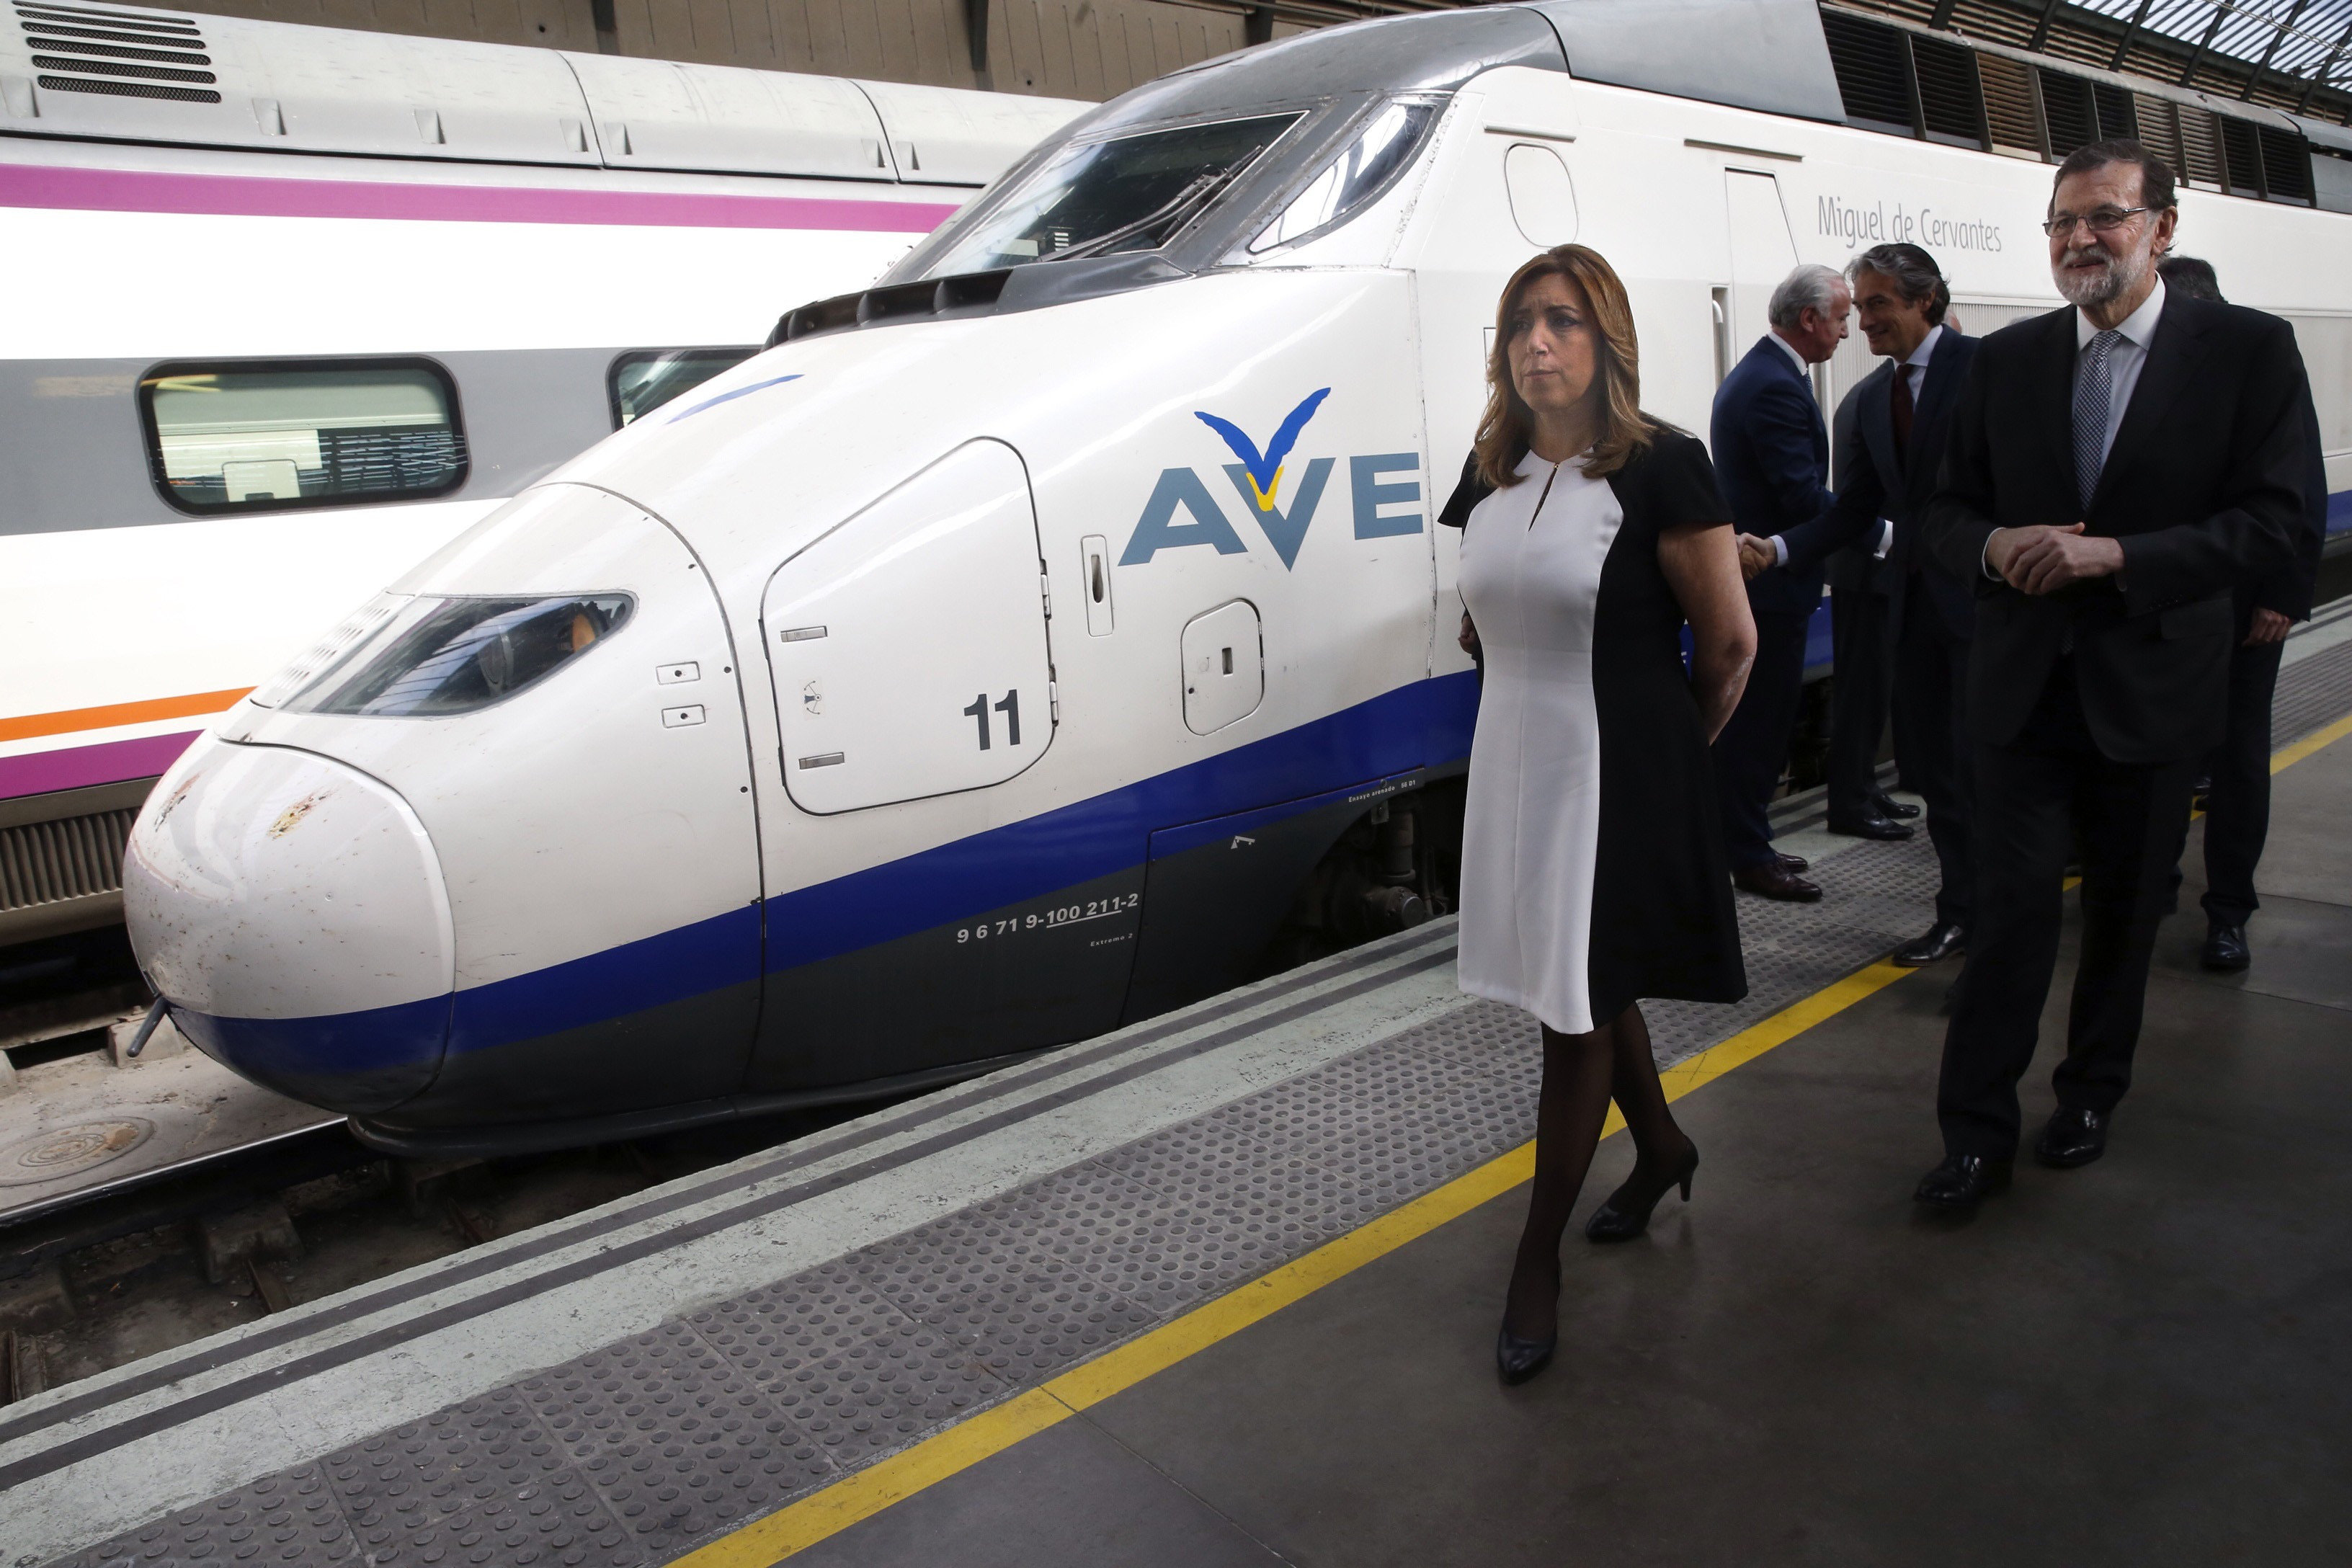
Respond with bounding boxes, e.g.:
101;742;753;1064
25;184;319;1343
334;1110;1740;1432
1819;391;1876;600
1710;336;1831;618
2243;381;2328;625
1781;327;1981;641
1923;293;2308;763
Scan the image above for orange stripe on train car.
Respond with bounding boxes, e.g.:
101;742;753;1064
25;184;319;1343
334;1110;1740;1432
0;688;254;743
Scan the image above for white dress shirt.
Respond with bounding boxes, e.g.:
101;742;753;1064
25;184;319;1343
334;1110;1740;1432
1981;278;2167;579
1767;329;1811;379
2077;277;2164;472
1770;326;1943;567
1897;324;1944;414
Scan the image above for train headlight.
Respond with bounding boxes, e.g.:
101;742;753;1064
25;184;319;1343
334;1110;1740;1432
263;592;635;717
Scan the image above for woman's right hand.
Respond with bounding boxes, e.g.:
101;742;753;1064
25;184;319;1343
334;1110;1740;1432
1458;612;1479;655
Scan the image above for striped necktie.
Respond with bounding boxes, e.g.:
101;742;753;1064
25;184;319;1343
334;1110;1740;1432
2073;329;2122;509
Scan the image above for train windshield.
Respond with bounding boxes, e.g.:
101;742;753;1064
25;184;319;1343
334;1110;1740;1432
269;592;635;717
909;112;1301;277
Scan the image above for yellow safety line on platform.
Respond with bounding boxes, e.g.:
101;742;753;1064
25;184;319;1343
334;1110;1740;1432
2272;710;2352;774
674;707;2352;1567
671;958;1917;1568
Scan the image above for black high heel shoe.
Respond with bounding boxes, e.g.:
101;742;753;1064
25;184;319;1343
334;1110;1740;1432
1495;1257;1559;1386
1583;1143;1699;1243
1496;1326;1556;1385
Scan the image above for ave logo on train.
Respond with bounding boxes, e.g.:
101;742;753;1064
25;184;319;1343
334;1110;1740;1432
1121;388;1426;568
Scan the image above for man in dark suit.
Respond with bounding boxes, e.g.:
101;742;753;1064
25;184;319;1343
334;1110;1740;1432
1819;395;1902;829
1808;393;1921;841
1742;245;1979;966
1709;263;1852;902
1913;141;2309;1208
2155;254;2328;972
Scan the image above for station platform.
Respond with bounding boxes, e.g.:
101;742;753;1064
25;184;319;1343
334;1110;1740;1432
5;626;2349;1568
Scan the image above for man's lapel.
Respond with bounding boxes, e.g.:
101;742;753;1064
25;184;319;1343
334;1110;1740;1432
1911;329;1966;447
1899;329;1964;501
2034;306;2081;509
2090;295;2209;514
1853;360;1899;492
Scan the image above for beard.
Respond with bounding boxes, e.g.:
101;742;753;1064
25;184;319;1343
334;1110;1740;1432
2055;240;2149;309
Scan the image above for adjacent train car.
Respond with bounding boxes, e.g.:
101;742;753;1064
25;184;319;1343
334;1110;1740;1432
123;0;2352;1154
0;1;1084;948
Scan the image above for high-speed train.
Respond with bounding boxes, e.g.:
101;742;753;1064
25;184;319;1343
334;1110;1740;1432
125;0;2352;1154
0;1;1082;949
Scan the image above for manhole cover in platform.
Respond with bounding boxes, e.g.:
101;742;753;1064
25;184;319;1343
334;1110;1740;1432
0;1118;156;1185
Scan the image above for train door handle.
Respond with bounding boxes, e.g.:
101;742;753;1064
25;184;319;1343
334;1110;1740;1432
1079;535;1115;636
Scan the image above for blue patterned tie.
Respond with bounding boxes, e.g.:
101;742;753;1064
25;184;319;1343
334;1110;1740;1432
2073;329;2122;510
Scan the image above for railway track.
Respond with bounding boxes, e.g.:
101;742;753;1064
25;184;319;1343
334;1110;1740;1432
0;1090;893;1408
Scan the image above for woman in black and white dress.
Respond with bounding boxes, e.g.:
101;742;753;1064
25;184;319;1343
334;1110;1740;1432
1447;246;1756;1386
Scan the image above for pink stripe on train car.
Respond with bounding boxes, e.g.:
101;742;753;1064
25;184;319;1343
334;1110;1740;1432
0;732;200;803
0;164;961;231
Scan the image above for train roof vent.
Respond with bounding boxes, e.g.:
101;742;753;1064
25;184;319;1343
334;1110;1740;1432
15;2;219;105
0;0;600;165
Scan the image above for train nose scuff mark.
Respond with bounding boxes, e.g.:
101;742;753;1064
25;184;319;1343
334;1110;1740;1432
267;793;326;838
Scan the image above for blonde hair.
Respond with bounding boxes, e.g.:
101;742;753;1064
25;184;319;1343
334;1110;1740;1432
1474;245;1653;486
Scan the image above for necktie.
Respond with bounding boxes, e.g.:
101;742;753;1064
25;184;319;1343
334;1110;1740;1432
2073;329;2122;510
1890;363;1915;458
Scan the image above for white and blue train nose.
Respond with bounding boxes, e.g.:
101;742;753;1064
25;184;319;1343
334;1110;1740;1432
123;484;765;1137
126;739;457;1111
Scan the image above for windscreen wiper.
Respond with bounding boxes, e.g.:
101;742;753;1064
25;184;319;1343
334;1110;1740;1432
1048;166;1241;264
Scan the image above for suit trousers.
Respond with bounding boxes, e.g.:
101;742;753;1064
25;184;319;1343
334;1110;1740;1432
1714;607;1812;870
1889;573;1973;927
2199;636;2285;926
1936;661;2198;1159
1825;585;1892;821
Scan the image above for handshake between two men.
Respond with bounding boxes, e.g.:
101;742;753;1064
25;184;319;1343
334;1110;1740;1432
1729;523;2286;644
1729;520;2115;593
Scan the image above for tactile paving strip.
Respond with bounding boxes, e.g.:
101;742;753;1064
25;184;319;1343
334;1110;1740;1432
2273;633;2352;749
47;831;1969;1568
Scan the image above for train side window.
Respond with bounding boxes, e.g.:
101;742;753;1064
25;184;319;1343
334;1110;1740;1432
140;360;467;516
610;347;757;428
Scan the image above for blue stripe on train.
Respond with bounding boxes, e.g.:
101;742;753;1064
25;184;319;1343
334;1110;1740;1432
171;672;1484;1078
758;671;1479;974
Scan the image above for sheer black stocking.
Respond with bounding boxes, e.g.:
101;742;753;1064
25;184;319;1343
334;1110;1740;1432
1609;1003;1695;1182
1502;1003;1690;1342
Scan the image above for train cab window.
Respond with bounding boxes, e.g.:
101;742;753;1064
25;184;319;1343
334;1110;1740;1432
912;112;1301;277
609;347;758;428
274;592;635;716
140;360;466;515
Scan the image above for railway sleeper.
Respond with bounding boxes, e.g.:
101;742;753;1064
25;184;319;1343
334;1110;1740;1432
194;1198;301;1286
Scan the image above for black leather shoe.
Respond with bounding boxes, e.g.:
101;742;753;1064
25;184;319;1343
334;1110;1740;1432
1912;1153;2011;1211
1872;793;1923;820
1585;1144;1699;1242
1734;863;1822;902
2034;1107;2109;1168
1827;811;1915;841
1892;922;1967;966
1775;851;1810;874
2201;922;2250;972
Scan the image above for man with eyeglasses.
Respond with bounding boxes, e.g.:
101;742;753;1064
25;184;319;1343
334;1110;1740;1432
1912;140;2309;1211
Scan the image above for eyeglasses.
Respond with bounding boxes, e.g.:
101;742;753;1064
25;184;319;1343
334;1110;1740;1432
2041;206;2151;239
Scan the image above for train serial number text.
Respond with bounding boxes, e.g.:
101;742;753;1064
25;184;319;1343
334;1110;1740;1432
956;894;1141;943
